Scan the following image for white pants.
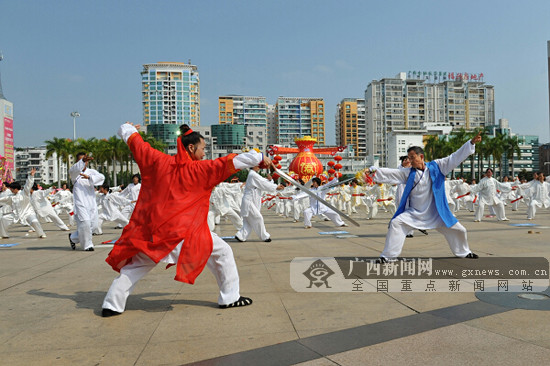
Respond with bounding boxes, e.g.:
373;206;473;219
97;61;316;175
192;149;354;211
381;216;472;259
236;208;269;241
23;214;46;237
474;201;507;221
70;215;97;250
0;213;15;238
40;212;69;230
97;216;129;235
102;232;241;313
303;207;344;227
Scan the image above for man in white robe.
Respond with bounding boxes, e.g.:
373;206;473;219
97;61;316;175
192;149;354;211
235;167;283;242
366;133;482;262
68;153;105;251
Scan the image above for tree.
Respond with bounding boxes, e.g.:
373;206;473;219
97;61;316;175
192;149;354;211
504;135;521;178
45;137;67;187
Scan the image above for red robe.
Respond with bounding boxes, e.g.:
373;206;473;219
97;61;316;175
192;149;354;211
106;132;238;284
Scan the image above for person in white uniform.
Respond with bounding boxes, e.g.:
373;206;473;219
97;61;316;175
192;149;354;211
96;182;132;234
0;182;15;238
519;172;550;220
366;132;482;262
300;177;347;229
30;184;70;231
235;166;283;242
470;168;511;222
68;153;105;251
0;168;47;238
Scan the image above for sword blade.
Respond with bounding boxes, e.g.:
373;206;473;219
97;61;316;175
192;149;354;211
273;168;360;227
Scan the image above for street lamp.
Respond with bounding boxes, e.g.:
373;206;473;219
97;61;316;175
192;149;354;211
70;111;80;140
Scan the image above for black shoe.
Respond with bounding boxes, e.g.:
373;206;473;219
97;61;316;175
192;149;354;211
419;229;428;235
375;257;388;264
84;247;95;251
219;296;253;309
406;234;414;238
68;234;76;250
102;308;121;317
465;252;478;259
264;238;272;242
234;235;244;242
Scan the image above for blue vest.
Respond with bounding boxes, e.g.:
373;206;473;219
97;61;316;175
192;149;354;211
391;161;457;228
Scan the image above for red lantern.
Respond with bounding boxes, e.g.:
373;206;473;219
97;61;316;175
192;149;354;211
335;172;343;178
334;155;343;162
274;155;282;162
327;161;335;167
334;163;342;170
328;168;336;175
288;137;324;182
276;164;282;169
328;176;335;181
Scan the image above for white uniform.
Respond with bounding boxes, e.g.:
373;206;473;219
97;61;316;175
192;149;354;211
0;175;46;238
0;189;15;238
52;190;75;226
119;182;141;220
96;192;131;234
235;170;278;241
373;141;476;259
69;160;105;250
300;185;345;228
471;176;510;221
31;188;69;230
520;180;550;219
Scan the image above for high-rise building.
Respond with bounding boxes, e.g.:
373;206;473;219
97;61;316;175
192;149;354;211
365;72;494;166
141;62;200;152
275;97;325;146
15;147;67;185
0;53;15;180
267;104;277;145
218;95;267;126
335;98;366;156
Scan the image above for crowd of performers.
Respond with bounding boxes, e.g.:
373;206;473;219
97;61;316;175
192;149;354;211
208;166;550;234
2;125;550;316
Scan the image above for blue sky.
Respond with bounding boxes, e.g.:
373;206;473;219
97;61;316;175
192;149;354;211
1;0;549;147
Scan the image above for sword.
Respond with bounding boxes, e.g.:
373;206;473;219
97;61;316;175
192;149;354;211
273;167;360;227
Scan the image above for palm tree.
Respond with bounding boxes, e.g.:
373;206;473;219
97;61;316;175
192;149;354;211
504;135;521;178
448;129;469;178
45;137;68;187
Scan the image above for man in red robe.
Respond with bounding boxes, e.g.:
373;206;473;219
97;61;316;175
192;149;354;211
102;123;272;317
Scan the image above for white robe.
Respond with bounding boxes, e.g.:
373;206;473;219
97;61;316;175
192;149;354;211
373;140;475;230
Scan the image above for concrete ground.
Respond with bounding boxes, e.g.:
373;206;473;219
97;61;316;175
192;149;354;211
1;206;549;365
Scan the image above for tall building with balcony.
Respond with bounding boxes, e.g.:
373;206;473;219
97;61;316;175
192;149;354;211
141;62;200;153
335;98;366;157
365;72;494;166
15;147;67;185
275;97;325;146
218;95;267;140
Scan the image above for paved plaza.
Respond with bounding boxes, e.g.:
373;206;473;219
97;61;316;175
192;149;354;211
1;207;550;365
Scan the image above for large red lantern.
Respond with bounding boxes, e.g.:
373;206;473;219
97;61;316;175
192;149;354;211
288;137;324;182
